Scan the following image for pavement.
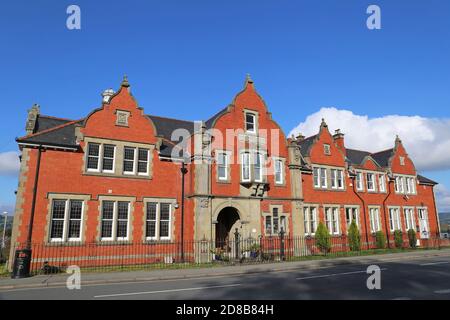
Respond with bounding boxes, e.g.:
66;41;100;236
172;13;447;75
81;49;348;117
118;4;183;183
0;248;450;299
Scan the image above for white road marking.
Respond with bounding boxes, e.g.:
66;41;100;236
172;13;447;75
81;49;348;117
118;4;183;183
434;289;450;294
420;261;449;266
93;283;242;298
296;268;388;280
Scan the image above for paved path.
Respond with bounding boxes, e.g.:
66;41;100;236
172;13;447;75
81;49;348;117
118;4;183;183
1;249;450;299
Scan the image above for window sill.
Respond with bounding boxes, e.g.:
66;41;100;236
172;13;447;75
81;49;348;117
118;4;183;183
82;172;152;180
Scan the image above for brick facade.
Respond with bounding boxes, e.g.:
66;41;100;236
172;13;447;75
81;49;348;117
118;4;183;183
9;76;440;265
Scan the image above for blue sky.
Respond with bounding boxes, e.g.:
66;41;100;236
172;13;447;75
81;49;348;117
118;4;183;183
0;0;449;214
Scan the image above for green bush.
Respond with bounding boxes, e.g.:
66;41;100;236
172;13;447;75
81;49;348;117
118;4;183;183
375;231;386;249
407;229;417;248
348;221;361;251
315;222;331;253
394;230;403;248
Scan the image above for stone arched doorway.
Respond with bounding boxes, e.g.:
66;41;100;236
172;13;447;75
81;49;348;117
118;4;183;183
215;207;240;251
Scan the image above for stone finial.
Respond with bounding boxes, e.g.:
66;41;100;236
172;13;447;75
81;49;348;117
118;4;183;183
121;75;130;88
296;133;305;141
320;118;328;128
395;135;402;144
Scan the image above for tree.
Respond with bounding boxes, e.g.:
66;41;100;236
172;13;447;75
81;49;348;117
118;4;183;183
375;231;386;249
407;229;417;248
348;221;361;251
394;230;403;248
315;222;331;254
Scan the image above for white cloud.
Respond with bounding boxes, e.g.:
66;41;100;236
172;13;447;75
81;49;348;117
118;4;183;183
435;184;450;213
0;151;20;176
289;107;450;172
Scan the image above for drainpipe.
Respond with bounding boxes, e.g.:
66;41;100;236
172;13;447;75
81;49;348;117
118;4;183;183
26;146;43;248
381;178;393;249
351;175;369;249
180;161;188;262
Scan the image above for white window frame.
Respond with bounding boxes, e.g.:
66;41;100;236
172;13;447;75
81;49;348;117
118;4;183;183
217;151;229;181
304;206;318;236
49;199;84;242
320;168;327;188
369;207;381;233
323;144;331;155
137;148;150;176
356;172;364;191
331;169;344;190
101;144;116;174
378;174;386;193
366;173;376;192
86;143;101;172
241;152;251;182
100;201;130;241
417;207;430;239
403;208;416;231
146;202;172;241
389;208;401;231
245;112;256;134
123;147;137;175
254;152;264;183
325;207;340;235
313;167;320;188
345;207;359;230
274;158;284;185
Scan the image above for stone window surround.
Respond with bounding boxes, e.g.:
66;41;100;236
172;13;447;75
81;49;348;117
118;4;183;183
243;108;259;134
355;169;388;194
344;205;361;230
215;149;232;183
323;144;331;156
312;165;347;192
142;197;177;242
323;205;341;235
45;193;91;245
302;204;320;236
387;206;402;232
97;195;136;243
394;174;417;195
239;149;268;184
262;204;289;235
115;109;131;127
367;205;382;233
403;206;416;231
82;136;155;180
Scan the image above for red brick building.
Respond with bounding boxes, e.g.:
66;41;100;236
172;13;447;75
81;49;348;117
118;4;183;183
9;76;441;268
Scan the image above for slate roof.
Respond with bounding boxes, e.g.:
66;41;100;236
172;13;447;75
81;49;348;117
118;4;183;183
35;115;72;133
205;106;228;129
17;120;83;148
417;175;438;185
297;135;317;157
371;149;394;167
346;149;371;165
146;115;195;142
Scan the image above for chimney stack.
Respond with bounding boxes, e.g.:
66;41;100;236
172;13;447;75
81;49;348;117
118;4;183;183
25;104;40;135
333;129;346;155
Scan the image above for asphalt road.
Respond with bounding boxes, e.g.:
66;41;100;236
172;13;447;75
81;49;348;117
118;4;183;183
1;254;450;300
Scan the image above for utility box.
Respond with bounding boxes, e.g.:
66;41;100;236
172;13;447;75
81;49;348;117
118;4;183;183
11;249;32;279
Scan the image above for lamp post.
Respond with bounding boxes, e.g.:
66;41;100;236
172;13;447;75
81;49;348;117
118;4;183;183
180;161;188;263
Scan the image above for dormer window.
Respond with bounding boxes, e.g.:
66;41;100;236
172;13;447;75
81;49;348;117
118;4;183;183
116;110;130;127
323;144;331;155
245;112;256;133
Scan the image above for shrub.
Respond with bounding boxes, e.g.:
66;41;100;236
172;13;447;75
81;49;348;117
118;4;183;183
348;221;361;251
315;222;331;254
375;231;386;249
394;230;403;248
407;229;417;248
